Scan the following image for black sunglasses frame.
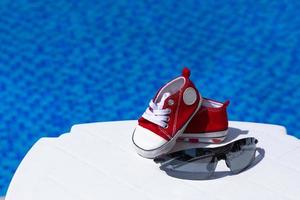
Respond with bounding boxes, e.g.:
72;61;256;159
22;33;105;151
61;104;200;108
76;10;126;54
155;137;258;176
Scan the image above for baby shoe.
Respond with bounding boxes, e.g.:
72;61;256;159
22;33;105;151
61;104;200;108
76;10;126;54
132;68;202;158
178;98;229;144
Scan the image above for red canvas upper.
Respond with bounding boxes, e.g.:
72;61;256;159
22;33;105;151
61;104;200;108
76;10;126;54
184;98;229;134
138;68;201;141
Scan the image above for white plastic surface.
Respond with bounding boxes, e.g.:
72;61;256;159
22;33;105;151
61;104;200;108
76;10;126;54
6;120;300;200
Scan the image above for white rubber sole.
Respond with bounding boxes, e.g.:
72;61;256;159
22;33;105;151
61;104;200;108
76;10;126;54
178;129;228;144
132;98;202;159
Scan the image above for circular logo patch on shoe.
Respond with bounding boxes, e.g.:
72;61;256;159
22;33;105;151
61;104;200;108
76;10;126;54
183;87;197;105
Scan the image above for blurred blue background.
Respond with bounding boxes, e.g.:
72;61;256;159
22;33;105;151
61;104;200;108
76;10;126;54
1;0;300;195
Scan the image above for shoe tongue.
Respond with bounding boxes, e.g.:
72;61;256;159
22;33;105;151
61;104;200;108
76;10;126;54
157;92;171;109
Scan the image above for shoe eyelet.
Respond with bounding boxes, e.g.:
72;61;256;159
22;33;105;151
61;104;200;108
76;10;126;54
167;109;172;114
167;117;170;122
168;99;174;106
164;124;169;129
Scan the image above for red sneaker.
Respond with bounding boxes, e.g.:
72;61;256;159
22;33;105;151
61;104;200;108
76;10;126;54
178;98;229;144
132;68;202;158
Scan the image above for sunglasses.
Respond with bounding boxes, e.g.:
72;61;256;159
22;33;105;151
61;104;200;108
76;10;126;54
154;137;258;178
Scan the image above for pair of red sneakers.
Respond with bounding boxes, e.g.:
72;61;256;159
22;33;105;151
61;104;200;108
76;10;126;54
132;68;229;158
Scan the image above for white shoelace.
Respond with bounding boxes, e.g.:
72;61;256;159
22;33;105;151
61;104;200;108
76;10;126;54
142;93;171;128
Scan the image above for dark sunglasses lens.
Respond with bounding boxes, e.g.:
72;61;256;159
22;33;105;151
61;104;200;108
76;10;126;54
226;138;257;174
157;149;217;178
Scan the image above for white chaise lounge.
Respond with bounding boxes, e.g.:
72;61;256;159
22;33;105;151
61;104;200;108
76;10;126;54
5;121;300;200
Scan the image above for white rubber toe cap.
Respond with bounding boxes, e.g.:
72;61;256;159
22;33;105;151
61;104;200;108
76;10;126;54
133;125;168;151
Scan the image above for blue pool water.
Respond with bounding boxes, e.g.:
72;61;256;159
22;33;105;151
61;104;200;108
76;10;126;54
0;0;300;195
